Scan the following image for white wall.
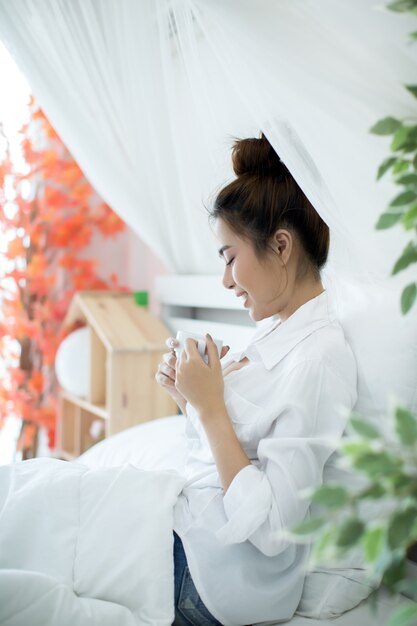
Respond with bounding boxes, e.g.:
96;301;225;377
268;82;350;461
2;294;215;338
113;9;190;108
125;228;173;316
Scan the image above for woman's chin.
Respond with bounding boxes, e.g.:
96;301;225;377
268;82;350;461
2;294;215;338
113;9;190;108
248;305;272;323
248;307;261;322
246;298;270;322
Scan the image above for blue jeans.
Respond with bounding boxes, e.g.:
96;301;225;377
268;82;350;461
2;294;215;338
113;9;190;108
173;531;223;626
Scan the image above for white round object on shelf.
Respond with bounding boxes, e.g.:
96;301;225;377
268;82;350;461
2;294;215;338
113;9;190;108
55;326;90;398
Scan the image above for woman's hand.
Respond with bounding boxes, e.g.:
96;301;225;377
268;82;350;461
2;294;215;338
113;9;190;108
175;337;251;492
175;334;230;418
155;338;188;414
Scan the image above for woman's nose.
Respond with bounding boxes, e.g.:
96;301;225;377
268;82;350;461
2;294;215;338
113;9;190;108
222;264;234;290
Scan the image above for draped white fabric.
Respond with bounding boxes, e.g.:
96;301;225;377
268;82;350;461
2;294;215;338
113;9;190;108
0;0;415;285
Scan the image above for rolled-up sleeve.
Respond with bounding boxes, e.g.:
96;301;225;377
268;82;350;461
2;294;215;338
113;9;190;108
215;359;356;556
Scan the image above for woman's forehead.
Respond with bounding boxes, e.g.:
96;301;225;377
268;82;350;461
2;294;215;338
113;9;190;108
213;217;237;242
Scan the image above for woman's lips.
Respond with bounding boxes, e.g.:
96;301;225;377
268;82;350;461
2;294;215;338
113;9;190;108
236;291;249;307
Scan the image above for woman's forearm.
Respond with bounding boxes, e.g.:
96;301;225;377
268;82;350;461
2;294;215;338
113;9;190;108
199;403;251;492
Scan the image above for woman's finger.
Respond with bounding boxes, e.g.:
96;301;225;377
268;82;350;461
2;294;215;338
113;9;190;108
205;333;221;368
163;352;177;369
183;338;199;358
220;345;230;359
161;362;176;379
155;368;175;386
166;337;179;351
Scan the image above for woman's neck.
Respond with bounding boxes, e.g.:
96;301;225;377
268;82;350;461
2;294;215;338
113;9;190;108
278;279;325;322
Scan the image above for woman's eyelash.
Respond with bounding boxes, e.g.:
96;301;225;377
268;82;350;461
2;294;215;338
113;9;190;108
226;258;234;266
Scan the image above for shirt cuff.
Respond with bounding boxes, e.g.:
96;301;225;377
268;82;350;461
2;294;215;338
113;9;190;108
215;464;272;544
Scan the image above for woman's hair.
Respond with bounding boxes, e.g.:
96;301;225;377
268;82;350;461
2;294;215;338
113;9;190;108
208;133;329;279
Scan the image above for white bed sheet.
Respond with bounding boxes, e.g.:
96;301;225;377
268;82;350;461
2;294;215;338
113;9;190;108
0;457;185;626
77;414;187;473
2;417;411;626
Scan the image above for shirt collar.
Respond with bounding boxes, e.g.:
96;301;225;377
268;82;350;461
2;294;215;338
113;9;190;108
229;290;334;370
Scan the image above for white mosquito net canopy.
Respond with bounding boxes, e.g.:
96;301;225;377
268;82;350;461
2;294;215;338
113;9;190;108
0;0;416;417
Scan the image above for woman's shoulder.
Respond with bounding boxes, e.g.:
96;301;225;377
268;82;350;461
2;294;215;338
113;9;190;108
293;319;357;381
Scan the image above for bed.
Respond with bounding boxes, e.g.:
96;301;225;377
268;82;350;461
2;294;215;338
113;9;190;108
0;273;415;626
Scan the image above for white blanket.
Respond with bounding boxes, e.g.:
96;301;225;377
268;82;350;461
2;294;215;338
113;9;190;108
0;458;186;626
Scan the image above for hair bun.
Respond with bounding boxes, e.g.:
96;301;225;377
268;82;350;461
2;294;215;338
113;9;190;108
231;132;290;178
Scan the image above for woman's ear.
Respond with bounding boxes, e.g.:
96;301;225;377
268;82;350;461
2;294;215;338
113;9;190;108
273;229;292;263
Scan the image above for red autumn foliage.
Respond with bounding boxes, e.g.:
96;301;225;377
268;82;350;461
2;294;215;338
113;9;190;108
0;96;127;458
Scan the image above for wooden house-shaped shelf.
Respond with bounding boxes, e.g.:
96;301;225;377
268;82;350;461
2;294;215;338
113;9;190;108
55;291;178;460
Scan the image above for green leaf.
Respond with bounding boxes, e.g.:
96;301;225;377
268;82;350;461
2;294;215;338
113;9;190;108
392;472;415;495
406;85;417;100
377;157;398;180
341;440;374;459
386;602;417;626
311;484;350;509
401;142;417;154
349;416;380;439
401;203;417;229
392;242;417;275
395;160;412;174
387;0;417;11
363;526;385;563
382;553;406;590
336;517;365;548
292;516;327;535
358;483;386;500
391;126;415;151
312;526;335;560
388;508;417;549
409;31;417;40
401;283;417;314
396;173;417;185
395;406;417;445
353;452;402;479
376;212;404;229
389;190;417;207
370;117;402;135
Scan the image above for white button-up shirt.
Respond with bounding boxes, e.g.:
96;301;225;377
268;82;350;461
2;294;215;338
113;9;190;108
173;291;357;626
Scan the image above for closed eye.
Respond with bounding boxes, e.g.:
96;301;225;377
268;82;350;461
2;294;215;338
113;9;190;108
225;258;234;266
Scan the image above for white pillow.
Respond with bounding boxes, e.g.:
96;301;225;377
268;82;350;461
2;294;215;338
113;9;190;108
324;275;417;417
295;566;377;619
77;414;187;472
55;327;90;398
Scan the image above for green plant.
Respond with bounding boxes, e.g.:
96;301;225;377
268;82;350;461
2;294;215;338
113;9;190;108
290;4;417;626
370;3;417;314
292;408;417;626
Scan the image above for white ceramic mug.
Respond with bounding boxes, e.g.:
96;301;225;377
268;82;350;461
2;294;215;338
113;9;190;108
175;331;223;364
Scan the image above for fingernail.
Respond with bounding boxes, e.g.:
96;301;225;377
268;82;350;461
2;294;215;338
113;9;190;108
206;333;212;340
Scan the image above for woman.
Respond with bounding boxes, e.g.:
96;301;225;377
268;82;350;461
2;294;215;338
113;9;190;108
156;133;357;626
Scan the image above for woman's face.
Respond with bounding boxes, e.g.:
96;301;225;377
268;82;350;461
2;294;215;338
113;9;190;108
214;218;287;322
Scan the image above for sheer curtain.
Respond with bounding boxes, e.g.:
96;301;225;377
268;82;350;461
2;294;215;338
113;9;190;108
0;0;415;284
1;1;417;417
